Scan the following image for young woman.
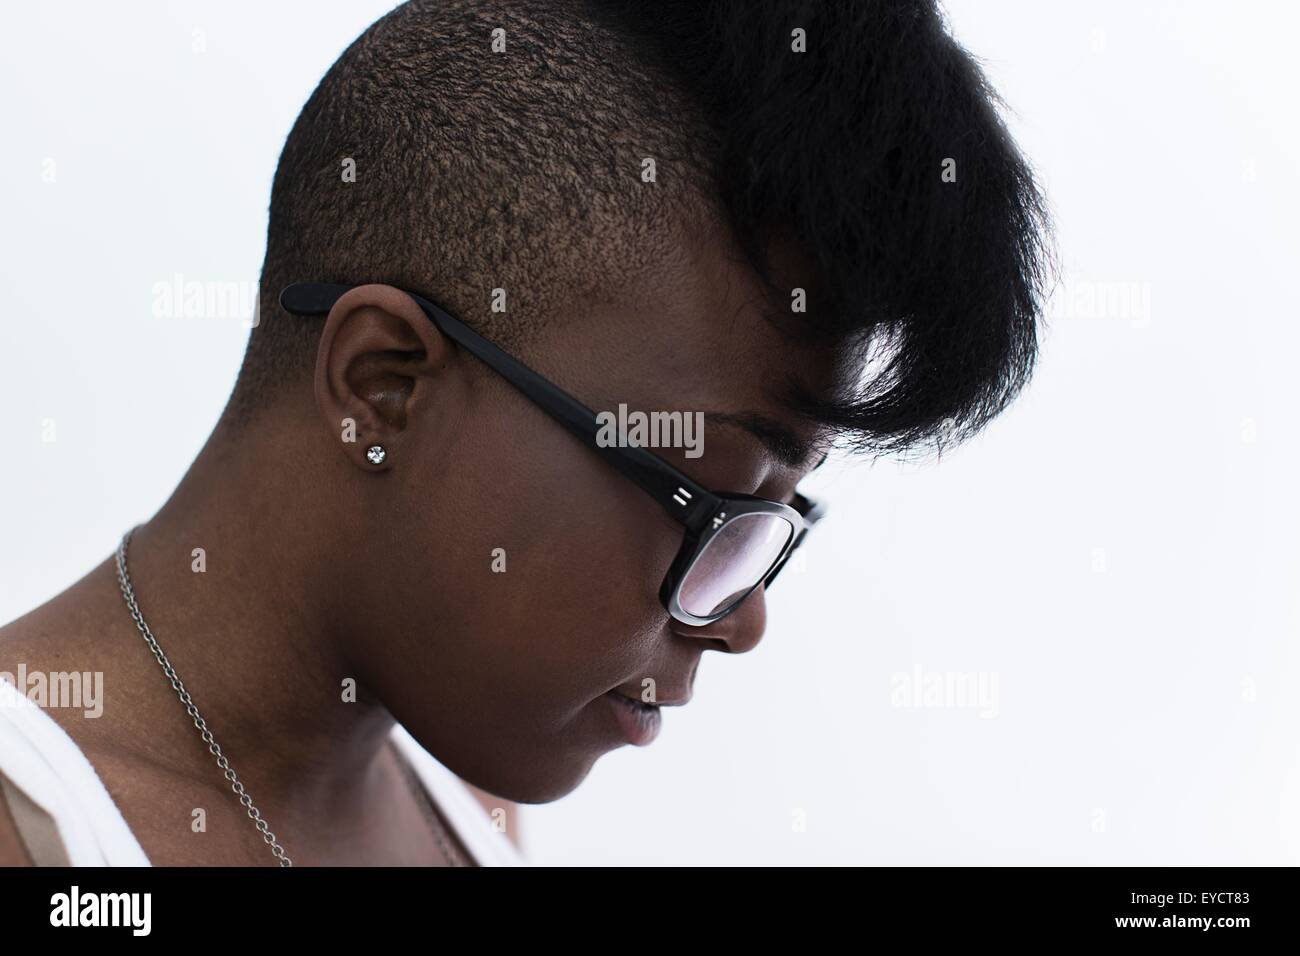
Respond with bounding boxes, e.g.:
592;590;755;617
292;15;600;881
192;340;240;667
0;0;1050;866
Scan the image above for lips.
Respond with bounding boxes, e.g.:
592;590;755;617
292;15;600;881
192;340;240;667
601;690;664;746
609;687;693;708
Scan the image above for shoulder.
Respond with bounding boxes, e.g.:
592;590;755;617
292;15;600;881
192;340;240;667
0;787;35;866
0;617;45;865
0;675;149;866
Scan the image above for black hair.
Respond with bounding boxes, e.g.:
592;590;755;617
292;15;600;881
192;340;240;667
227;0;1053;456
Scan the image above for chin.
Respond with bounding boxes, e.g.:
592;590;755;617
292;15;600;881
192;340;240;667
471;745;605;805
433;710;617;805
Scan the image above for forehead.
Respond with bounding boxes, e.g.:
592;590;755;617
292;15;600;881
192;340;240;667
526;220;837;471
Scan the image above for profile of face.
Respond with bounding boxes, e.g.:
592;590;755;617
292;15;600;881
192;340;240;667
310;223;836;804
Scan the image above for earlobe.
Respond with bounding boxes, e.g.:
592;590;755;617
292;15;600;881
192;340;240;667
334;412;396;472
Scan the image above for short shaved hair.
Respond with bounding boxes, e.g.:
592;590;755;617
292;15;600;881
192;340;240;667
227;0;1053;455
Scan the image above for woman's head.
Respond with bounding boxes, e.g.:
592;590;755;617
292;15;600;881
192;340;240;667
216;0;1052;802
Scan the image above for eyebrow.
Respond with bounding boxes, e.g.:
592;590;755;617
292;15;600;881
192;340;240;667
706;410;823;469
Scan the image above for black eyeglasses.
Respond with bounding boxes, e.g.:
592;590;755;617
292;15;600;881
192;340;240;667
280;283;826;627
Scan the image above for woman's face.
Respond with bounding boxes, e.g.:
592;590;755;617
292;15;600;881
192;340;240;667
335;233;834;803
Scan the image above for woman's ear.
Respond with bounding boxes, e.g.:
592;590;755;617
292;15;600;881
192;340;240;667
312;284;453;472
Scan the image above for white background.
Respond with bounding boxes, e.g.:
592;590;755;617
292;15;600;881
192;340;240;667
2;2;1297;864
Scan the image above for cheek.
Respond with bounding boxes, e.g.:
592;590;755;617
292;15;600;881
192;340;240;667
402;430;680;718
483;473;679;681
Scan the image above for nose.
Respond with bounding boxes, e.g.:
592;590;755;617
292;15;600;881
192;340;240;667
678;586;768;654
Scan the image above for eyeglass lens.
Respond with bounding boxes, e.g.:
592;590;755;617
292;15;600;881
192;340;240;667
676;513;795;619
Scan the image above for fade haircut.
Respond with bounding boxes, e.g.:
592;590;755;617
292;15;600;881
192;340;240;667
227;0;1053;455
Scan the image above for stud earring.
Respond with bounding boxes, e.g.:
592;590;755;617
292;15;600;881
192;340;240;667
365;445;387;466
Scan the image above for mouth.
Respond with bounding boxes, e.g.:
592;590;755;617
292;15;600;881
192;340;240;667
600;690;664;747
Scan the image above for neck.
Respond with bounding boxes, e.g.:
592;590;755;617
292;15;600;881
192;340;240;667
115;410;393;808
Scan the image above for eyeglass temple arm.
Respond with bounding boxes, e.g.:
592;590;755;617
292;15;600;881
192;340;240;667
280;283;720;531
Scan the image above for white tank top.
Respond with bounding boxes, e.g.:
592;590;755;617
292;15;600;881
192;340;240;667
0;678;526;866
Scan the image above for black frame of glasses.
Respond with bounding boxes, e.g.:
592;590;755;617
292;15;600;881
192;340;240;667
280;282;825;626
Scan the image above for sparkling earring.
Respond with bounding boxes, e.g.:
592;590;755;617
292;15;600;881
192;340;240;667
365;445;387;465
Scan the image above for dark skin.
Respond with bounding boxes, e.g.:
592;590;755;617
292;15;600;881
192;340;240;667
0;215;837;865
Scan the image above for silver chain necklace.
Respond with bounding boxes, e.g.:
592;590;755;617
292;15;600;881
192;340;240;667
114;526;467;867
